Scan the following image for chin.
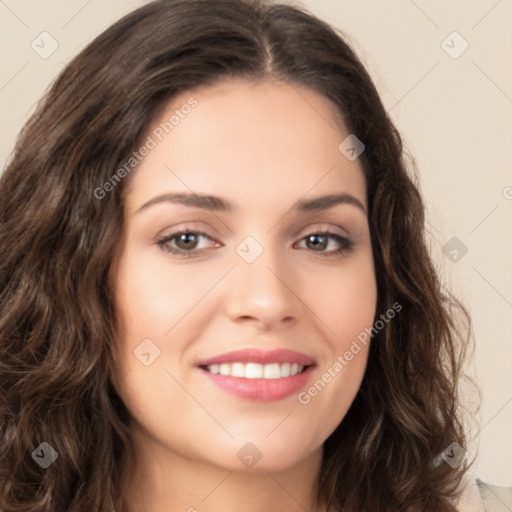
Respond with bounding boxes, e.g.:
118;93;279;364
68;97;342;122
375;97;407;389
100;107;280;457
204;434;322;474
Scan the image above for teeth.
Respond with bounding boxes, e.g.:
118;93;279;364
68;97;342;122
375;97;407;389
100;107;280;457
204;362;305;379
263;363;280;379
245;363;263;378
219;363;230;376
231;362;245;377
209;364;220;375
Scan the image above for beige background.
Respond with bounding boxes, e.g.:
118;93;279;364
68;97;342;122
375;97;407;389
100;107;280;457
1;0;511;486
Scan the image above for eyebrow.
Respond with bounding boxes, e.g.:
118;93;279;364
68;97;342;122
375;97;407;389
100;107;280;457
135;191;367;215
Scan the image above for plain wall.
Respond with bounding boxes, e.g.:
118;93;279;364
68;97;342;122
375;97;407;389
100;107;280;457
1;0;511;486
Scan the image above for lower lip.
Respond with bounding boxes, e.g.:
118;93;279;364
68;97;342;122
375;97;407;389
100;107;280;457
199;366;314;402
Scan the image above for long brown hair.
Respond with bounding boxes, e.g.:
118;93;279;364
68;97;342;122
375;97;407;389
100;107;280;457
0;0;476;510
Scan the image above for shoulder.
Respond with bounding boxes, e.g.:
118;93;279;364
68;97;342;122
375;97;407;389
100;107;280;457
453;473;512;512
475;479;512;512
453;473;485;512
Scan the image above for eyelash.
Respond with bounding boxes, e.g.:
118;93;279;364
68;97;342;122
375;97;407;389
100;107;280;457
156;228;355;259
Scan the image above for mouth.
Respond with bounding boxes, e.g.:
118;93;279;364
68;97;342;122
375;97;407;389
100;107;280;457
199;361;310;379
197;348;316;401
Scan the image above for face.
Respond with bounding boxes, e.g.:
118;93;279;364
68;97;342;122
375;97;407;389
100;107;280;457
111;78;377;474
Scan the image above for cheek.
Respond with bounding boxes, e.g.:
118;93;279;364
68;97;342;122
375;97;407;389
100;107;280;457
308;254;378;346
110;253;198;431
295;255;376;420
110;249;228;403
113;250;216;338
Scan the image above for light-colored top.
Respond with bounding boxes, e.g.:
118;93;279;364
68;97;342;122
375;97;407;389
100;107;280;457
476;478;512;512
456;474;512;512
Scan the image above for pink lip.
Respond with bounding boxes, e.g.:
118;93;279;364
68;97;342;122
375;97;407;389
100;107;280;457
196;348;315;367
197;349;316;402
200;366;314;402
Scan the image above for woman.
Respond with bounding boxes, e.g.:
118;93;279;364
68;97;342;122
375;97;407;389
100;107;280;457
0;0;484;510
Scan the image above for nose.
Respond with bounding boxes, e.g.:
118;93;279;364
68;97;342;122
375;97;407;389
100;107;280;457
223;244;302;330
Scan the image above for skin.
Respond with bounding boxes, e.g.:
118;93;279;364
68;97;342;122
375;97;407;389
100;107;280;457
111;78;377;512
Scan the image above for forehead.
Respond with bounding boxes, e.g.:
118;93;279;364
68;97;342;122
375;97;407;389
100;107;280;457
124;78;367;210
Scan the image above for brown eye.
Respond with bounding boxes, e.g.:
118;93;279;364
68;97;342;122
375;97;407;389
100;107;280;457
297;231;354;257
174;232;200;250
305;233;329;251
156;230;219;257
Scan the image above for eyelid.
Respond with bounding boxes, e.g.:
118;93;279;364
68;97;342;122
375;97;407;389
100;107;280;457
299;223;349;238
156;228;219;249
156;222;349;244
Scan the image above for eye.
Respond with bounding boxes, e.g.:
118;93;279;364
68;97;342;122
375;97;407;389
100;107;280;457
295;230;354;257
156;229;220;258
156;228;355;259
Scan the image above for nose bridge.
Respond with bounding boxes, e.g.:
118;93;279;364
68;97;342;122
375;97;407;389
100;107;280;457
225;233;300;325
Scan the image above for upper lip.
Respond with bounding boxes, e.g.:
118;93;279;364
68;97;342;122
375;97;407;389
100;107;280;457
197;348;316;367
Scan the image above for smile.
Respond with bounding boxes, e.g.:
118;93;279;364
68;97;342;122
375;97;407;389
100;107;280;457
203;362;306;379
197;348;316;401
